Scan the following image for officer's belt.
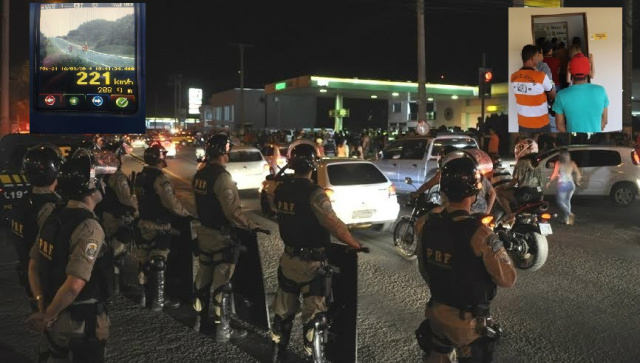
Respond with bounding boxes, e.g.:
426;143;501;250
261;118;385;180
284;246;326;261
429;298;490;319
200;221;232;233
64;301;107;339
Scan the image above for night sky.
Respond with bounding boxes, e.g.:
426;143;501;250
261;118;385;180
8;0;639;116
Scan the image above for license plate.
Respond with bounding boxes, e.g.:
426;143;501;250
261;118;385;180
352;209;374;219
539;223;553;235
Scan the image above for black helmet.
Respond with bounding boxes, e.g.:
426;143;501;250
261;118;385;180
287;140;320;172
144;144;168;167
205;134;230;158
57;154;97;200
102;140;126;159
78;139;98;151
439;157;482;202
22;144;64;187
437;145;458;168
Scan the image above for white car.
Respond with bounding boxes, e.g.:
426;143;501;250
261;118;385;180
227;146;270;191
261;158;400;229
128;136;147;148
150;138;176;159
538;145;640;207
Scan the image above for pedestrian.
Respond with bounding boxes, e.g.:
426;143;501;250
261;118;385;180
415;156;516;363
554;41;569;88
134;144;193;311
546;149;581;225
542;41;561;89
487;128;500;158
27;154;113;363
553;53;608;133
270;140;365;362
98;141;138;294
191;134;269;340
566;45;595;86
336;138;350;157
315;137;325;157
11;144;63;308
470;171;496;216
510;45;556;135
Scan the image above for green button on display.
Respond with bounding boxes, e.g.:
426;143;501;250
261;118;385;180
115;97;129;108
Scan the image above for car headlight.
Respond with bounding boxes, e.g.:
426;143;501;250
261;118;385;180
195;148;205;159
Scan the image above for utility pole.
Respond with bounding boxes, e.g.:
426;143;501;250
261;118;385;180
622;0;633;138
416;0;427;124
230;43;253;130
1;0;10;136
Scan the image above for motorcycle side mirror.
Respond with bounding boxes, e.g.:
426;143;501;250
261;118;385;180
405;177;413;185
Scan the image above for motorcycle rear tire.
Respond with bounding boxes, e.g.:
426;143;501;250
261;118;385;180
393;217;417;260
510;231;548;271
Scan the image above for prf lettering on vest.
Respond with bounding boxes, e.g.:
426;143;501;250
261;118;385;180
426;248;452;266
38;238;54;260
12;220;24;237
194;178;207;190
277;201;295;215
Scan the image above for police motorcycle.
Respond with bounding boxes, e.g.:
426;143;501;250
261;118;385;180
480;186;550;272
393;178;441;260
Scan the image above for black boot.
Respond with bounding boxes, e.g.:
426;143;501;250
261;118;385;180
150;256;180;311
215;291;247;343
271;315;294;363
138;264;150;308
193;284;214;334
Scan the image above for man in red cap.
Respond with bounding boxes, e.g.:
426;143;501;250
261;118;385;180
552;53;609;132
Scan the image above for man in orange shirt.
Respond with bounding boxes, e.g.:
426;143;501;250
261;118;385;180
511;45;556;135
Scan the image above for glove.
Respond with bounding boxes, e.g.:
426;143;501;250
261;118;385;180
253;227;271;236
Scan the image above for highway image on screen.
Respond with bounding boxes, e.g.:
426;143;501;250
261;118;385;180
39;4;135;68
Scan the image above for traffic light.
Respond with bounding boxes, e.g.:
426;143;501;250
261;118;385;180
479;67;493;99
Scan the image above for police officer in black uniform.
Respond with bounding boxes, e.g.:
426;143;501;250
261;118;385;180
97;140;138;294
11;144;64;307
270;140;365;362
191;134;270;340
416;156;516;363
134;144;192;311
27;154;113;363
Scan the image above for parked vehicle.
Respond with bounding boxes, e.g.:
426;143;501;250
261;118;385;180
374;134;479;193
538;146;640;207
227;145;270;191
261;158;400;230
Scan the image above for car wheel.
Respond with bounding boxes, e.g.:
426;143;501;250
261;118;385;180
610;183;637;207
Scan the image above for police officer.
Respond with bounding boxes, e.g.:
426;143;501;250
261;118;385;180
192;134;269;341
270;140;365;362
416;156;516;363
134;144;192;311
11;144;64;305
98;140;138;294
26;154;112;363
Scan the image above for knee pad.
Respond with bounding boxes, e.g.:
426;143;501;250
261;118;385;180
150;256;166;271
277;267;300;295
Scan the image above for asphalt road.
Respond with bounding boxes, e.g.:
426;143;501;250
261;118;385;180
49;37;135;68
1;146;639;363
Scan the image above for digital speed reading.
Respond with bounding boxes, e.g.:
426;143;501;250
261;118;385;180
76;71;111;85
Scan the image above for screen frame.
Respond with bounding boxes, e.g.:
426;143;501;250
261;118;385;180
29;3;146;134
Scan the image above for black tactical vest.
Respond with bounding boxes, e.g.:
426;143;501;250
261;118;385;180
38;207;113;306
420;209;497;310
193;163;230;230
11;191;62;266
134;167;172;222
96;171;131;218
274;178;331;249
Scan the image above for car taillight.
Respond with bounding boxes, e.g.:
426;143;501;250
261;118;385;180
632;150;640;165
540;213;552;220
481;215;494;226
324;188;335;202
388;185;396;197
277;157;287;166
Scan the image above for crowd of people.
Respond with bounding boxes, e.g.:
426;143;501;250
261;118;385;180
511;37;609;134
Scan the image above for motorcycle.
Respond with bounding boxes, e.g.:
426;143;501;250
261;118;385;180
482;186;551;272
393;177;441;260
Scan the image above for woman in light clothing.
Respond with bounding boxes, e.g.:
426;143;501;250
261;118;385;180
546;149;581;225
336;139;349;157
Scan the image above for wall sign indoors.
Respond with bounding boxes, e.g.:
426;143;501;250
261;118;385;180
30;3;146;134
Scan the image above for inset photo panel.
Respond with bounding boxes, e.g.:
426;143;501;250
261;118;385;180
508;7;622;134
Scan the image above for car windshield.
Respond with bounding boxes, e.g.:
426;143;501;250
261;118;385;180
327;163;387;186
229;151;263;162
430;138;477;156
